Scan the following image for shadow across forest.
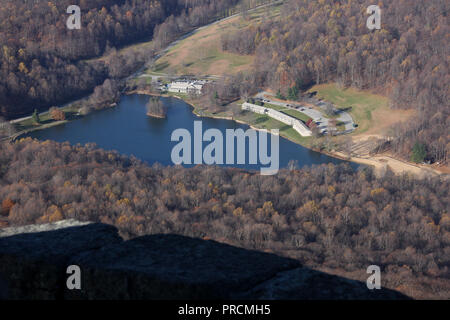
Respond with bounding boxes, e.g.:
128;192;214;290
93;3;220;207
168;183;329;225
0;222;411;300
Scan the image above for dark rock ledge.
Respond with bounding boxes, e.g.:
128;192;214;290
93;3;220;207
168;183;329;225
0;220;410;300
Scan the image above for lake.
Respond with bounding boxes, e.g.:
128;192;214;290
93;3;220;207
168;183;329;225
27;95;357;171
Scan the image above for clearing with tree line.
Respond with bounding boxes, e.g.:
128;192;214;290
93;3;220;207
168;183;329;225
148;2;441;176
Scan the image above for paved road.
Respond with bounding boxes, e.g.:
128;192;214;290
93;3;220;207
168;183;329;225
314;100;355;132
255;91;355;134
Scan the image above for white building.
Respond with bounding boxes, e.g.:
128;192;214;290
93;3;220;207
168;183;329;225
168;80;206;95
242;102;312;137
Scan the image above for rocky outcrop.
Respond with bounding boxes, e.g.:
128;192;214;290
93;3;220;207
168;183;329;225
0;220;410;300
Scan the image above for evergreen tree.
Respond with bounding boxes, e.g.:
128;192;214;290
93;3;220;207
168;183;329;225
32;109;40;124
288;86;299;100
411;142;427;163
295;78;303;91
276;89;285;100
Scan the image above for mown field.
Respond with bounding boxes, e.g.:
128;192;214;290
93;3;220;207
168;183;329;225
307;83;414;136
13;104;80;133
145;0;414;146
237;110;311;146
147;3;282;76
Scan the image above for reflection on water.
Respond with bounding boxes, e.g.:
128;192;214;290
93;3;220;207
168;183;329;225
27;95;357;171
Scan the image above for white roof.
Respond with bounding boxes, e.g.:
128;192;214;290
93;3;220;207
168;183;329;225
169;80;205;90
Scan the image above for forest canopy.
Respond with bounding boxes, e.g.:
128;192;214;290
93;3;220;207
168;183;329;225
0;138;448;299
219;0;449;164
0;0;448;300
0;0;240;118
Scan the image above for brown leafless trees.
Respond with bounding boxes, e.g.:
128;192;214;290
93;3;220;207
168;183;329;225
146;97;166;118
221;0;449;164
0;138;448;298
0;0;241;119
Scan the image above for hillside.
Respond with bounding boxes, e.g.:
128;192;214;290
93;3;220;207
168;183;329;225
147;2;283;77
0;139;449;299
0;0;448;302
160;0;448;170
0;0;241;119
236;0;449;166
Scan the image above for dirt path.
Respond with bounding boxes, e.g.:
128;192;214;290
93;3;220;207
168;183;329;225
332;151;445;177
344;134;448;177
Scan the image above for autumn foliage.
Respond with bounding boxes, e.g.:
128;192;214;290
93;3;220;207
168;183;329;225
1;198;14;216
222;0;449;164
0;139;448;298
0;0;247;119
49;108;66;121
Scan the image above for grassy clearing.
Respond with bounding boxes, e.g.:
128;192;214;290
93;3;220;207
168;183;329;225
235;110;311;146
308;83;389;134
261;103;285;111
13;104;80;132
169;94;312;147
281;109;312;123
148;3;282;76
258;103;312;123
166;91;190;101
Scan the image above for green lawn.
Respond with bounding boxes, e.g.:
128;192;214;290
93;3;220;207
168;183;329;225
308;83;389;134
236;110;311;146
261;103;285;111
147;2;281;76
13;104;80;132
281;109;312;123
152;33;254;76
258;103;312;123
166;92;190;101
14;112;56;131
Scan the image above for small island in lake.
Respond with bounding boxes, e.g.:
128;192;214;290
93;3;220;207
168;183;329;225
146;97;167;119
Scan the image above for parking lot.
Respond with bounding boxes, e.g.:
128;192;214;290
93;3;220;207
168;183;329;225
254;91;355;134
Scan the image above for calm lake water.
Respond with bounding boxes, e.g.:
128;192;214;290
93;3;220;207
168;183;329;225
27;95;357;171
